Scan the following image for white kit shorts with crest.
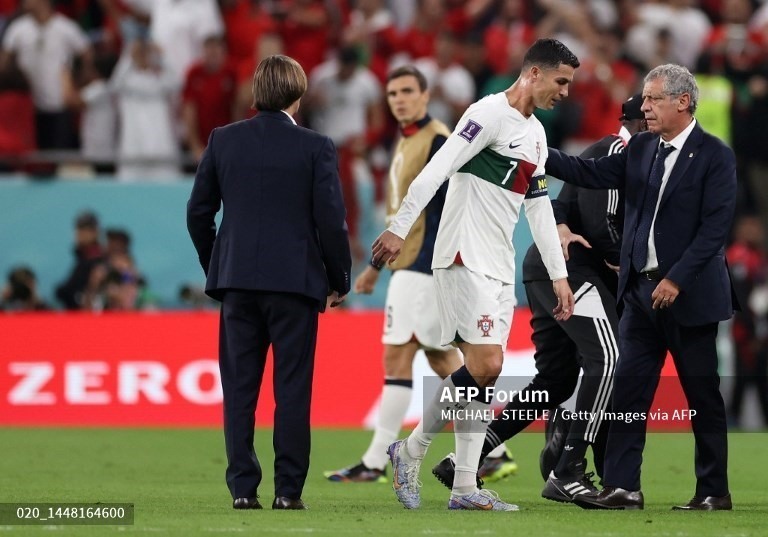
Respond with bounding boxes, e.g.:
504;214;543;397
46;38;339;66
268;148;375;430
433;264;516;347
382;270;453;351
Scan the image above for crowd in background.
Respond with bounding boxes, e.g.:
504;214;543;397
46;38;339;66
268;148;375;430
2;1;768;215
2;210;153;312
1;2;768;197
3;0;768;425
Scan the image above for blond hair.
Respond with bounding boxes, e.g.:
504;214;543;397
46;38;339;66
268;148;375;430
252;55;307;111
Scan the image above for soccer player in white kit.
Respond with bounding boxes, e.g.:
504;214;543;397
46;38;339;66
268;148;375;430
372;38;579;511
324;66;518;485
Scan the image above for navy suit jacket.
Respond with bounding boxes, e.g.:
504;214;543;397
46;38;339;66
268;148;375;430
187;111;351;308
546;123;736;326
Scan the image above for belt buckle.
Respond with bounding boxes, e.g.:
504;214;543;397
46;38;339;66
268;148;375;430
642;270;660;281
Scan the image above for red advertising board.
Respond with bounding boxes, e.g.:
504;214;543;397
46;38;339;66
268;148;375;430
0;311;382;427
0;310;689;429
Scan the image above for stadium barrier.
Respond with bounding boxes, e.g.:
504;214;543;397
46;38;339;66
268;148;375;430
0;310;690;429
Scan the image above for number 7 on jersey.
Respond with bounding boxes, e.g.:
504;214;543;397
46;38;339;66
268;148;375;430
501;160;519;185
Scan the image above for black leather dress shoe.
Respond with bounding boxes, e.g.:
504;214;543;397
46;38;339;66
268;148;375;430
272;496;308;510
573;486;644;510
233;497;262;509
672;494;732;511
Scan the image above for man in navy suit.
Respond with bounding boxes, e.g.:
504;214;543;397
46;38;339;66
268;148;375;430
545;64;736;511
187;55;351;511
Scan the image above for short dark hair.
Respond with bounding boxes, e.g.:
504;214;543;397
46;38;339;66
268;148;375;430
106;228;131;248
522;38;580;71
75;210;99;229
252;55;307;112
387;65;428;92
7;266;35;301
8;266;35;286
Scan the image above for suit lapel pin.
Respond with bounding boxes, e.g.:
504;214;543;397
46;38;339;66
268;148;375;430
689;153;693;157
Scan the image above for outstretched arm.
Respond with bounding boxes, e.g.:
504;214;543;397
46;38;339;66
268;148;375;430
546;147;626;190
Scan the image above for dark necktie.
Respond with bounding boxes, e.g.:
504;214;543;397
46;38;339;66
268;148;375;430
631;143;676;272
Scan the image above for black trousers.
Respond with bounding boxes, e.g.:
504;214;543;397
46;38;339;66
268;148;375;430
219;290;319;500
35;109;79;150
486;277;617;476
604;275;729;496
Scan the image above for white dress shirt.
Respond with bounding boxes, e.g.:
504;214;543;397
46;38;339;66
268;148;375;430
643;118;697;271
281;110;297;125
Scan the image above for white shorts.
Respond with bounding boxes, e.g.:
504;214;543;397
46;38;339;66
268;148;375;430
382;270;452;351
433;264;516;347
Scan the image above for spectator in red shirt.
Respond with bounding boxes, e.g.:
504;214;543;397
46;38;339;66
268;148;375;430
726;215;768;428
0;58;35;168
276;0;330;74
342;0;400;83
0;0;18;20
399;0;493;61
443;0;494;37
568;28;638;143
399;0;445;60
698;0;764;79
181;35;238;162
233;32;285;120
483;0;535;75
220;0;277;74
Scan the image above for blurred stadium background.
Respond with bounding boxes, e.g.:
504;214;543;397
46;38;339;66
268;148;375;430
2;0;768;533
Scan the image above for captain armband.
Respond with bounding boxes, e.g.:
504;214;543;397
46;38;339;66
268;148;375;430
525;175;549;199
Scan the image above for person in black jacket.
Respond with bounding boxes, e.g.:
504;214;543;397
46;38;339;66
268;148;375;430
187;54;351;511
55;210;105;310
525;95;647;504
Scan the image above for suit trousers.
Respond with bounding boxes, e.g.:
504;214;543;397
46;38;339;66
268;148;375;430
219;290;319;500
604;275;729;496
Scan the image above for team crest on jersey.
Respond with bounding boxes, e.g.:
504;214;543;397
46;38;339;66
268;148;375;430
477;315;494;337
459;120;483;143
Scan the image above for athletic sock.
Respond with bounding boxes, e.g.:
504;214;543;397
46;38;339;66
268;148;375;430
406;367;470;460
450;366;493;496
452;398;492;496
362;379;412;470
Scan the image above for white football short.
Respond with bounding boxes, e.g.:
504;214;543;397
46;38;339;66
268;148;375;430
382;270;452;351
433;264;516;347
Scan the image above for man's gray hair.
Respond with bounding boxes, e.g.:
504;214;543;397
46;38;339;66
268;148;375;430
644;64;699;114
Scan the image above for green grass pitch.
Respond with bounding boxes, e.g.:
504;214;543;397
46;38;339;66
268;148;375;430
1;427;766;536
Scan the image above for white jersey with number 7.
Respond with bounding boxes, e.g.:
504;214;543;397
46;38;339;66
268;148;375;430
388;92;567;285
